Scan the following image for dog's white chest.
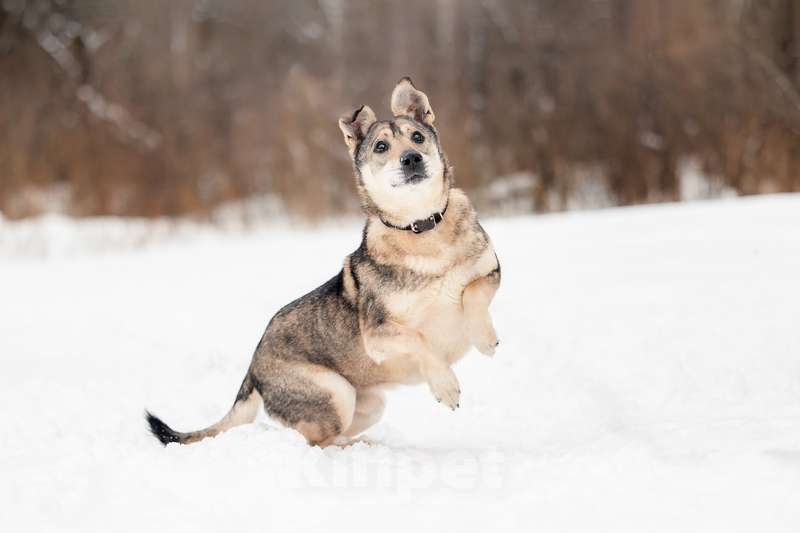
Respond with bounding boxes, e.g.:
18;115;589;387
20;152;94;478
390;245;497;359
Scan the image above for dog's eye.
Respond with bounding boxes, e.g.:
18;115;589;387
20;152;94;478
374;141;389;153
411;131;425;144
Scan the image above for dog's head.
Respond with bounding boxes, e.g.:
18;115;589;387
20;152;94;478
339;78;451;227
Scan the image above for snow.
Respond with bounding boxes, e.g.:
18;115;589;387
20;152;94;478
2;195;800;532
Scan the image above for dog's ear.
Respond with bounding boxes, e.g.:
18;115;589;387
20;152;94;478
390;77;435;125
338;105;377;158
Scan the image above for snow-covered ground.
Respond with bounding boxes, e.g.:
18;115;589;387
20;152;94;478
2;195;799;532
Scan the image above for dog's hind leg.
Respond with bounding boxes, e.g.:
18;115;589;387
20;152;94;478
257;361;356;447
343;387;385;438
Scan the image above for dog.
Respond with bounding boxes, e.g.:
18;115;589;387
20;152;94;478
146;78;501;447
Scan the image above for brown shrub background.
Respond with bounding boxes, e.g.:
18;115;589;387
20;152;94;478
1;0;800;220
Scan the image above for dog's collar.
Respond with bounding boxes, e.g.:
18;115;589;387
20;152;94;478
380;201;448;234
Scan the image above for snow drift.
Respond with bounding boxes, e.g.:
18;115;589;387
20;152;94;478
1;195;799;532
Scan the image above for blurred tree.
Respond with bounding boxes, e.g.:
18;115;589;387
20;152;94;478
1;0;799;219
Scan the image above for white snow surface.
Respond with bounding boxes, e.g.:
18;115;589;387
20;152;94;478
2;195;800;532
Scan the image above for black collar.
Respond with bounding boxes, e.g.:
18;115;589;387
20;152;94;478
380;201;448;234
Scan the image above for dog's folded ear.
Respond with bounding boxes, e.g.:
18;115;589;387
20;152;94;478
390;77;435;125
339;105;377;158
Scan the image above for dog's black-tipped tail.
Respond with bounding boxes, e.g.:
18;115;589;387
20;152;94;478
145;410;183;446
145;372;261;446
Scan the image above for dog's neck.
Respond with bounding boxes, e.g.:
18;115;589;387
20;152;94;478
368;182;449;230
378;196;449;234
365;188;474;269
379;206;446;234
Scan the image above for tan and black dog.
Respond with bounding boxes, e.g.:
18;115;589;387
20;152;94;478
146;78;501;447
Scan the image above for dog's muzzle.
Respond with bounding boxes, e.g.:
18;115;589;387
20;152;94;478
399;149;427;184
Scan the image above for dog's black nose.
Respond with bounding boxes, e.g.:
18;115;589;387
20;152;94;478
400;150;423;169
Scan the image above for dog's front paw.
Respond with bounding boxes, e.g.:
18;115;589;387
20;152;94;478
471;325;499;357
427;368;461;410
